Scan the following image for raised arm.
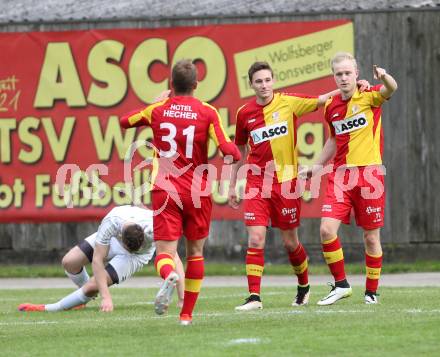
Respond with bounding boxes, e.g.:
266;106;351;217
373;65;398;99
120;108;149;129
120;98;169;129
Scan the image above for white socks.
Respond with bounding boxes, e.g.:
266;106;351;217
45;267;94;312
65;268;90;287
45;288;92;312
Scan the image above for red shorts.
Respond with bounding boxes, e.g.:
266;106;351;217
243;179;301;230
322;166;386;230
152;190;212;241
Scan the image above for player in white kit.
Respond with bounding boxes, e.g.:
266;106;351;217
18;205;184;312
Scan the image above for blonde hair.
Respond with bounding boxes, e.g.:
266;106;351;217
331;52;358;72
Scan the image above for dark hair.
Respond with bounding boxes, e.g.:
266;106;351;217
122;224;145;252
248;61;273;82
172;59;197;94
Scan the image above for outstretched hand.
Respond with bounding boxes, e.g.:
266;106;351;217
373;65;387;80
219;143;242;163
153;90;171;103
356;79;371;92
227;189;240;209
100;297;114;312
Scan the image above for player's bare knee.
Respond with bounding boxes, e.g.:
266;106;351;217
186;238;206;256
281;230;299;251
248;233;265;248
62;246;87;273
61;253;77;272
61;255;69;269
187;246;203;256
282;240;297;252
320;224;336;242
363;230;380;249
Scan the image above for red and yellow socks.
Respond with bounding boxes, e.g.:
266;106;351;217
180;256;204;318
287;243;309;286
365;252;382;293
245;248;264;295
322;236;346;282
154;253;175;280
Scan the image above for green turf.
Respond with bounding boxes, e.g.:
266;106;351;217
1;260;440;278
1;286;439;356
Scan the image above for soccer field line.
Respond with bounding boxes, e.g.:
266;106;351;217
0;292;286;313
198;291;285;300
3;308;440;327
113;291;285;305
226;337;265;346
0;320;59;326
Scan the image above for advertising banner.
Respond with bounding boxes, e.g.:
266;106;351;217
0;20;353;222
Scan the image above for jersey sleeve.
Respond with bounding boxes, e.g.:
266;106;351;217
119;99;168;128
368;85;387;107
204;103;231;146
324;98;336;137
234;105;248;145
95;217;119;246
120;108;150;128
204;103;241;161
284;93;319;117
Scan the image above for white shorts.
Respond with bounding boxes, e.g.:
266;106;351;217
82;233;154;284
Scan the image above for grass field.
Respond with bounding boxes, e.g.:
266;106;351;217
1;286;439;356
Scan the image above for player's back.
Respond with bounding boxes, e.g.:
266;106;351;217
149;96;218;194
106;205;153;225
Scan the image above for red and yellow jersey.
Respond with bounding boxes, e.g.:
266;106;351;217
120;96;234;194
235;92;318;183
325;87;386;167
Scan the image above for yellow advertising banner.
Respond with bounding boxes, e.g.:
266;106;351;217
234;23;354;98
